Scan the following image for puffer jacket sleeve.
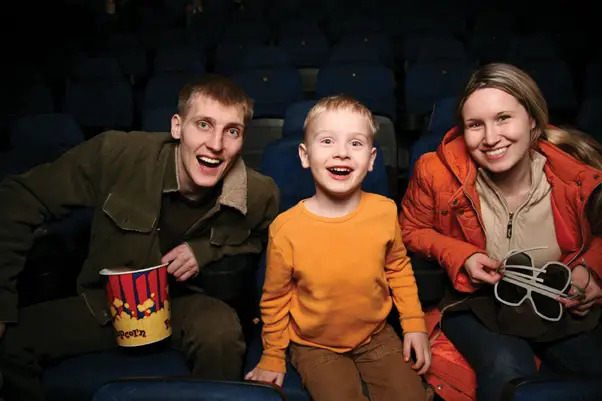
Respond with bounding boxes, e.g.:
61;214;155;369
400;154;483;293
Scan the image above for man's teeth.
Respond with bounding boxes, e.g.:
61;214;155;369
486;147;507;156
197;156;221;166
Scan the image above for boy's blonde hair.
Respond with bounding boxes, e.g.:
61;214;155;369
303;95;379;141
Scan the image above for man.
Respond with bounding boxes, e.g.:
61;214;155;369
0;75;279;401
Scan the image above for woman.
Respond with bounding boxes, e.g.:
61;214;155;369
400;63;602;401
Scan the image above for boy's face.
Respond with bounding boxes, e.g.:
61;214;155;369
171;94;245;193
299;109;376;199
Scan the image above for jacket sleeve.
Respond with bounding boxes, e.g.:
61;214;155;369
386;218;426;334
186;184;279;269
257;232;292;373
577;235;602;284
0;134;108;322
400;155;483;293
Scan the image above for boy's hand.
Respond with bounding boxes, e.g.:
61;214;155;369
245;366;285;387
403;332;431;375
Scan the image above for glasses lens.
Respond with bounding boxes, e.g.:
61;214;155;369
531;292;562;320
505;252;535;274
497;279;528;304
540;262;570;294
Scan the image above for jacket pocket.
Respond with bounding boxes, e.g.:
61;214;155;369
102;193;156;233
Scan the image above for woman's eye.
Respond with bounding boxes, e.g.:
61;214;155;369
498;115;510;121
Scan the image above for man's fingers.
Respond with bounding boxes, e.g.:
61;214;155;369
275;375;284;387
244;370;254;381
167;257;185;275
176;268;196;282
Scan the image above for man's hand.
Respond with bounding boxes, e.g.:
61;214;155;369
464;253;503;285
161;243;199;282
403;332;431;375
244;366;285;387
558;264;602;317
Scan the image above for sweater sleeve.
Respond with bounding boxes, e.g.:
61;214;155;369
257;231;293;373
386;218;427;334
400;155;483;293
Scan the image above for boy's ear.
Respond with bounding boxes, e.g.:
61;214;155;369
368;146;377;172
171;114;182;140
298;143;310;169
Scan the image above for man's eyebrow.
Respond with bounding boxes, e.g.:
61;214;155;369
195;116;216;125
225;122;245;129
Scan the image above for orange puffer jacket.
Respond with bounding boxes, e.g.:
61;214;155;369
400;127;602;400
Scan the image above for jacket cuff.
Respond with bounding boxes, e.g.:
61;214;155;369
257;354;287;373
0;291;18;323
444;244;483;293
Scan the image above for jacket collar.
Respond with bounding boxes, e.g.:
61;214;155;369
437;126;602;194
163;145;248;215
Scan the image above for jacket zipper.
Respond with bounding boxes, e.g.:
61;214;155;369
507;212;514;239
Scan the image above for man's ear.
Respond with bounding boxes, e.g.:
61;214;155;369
368;146;377;172
171;114;182;140
298;143;310;169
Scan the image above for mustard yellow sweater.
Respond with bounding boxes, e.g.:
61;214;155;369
258;192;426;373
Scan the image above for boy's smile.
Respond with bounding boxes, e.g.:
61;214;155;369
299;109;376;199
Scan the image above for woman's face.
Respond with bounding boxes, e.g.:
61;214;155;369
462;87;536;175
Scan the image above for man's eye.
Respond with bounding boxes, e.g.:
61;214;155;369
199;121;209;128
228;128;240;137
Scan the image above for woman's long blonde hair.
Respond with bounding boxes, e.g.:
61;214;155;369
544;128;602;235
458;63;602;235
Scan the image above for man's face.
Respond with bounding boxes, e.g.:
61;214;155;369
171;95;245;195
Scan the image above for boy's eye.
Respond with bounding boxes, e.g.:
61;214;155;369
350;140;363;147
321;138;333;144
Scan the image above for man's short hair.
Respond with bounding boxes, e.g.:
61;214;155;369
178;74;254;122
303;95;378;141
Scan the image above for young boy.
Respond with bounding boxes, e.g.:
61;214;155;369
245;95;432;401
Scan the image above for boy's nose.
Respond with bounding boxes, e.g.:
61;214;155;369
334;143;349;158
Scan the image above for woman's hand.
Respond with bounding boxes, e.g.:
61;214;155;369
464;253;503;285
558;264;602;316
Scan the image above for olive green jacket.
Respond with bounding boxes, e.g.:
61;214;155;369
0;131;279;324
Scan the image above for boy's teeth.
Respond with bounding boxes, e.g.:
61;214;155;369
486;147;507;156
